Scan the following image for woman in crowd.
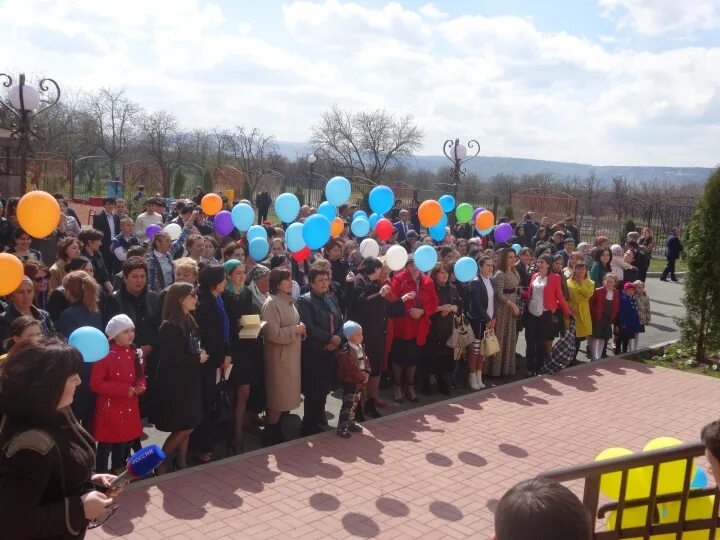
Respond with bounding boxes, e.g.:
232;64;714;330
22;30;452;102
525;254;572;375
10;228;43;263
47;256;95;322
0;315;42;361
221;241;245;263
491;248;521;377
588;274;619;361
456;238;469;257
0;276;55;353
79;229;113;294
261;268;305;445
577;242;593;268
389;256;438;403
203;236;220;264
59;199;81;238
589;247;612;285
49;237;82;291
24;261;51;312
422;263;461;394
566;261;594;361
152;283;207;472
247;264;271;313
0;338;118;537
185;234;205;262
269;254;301;298
637;227;655;281
552;254;570;300
467;256;496;389
173;257;199;286
530;226;547;250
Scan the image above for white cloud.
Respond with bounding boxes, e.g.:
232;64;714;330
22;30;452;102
419;3;448;19
599;0;720;36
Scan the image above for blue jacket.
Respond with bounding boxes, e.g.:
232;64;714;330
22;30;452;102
665;234;683;258
146;225;192;292
616;292;643;335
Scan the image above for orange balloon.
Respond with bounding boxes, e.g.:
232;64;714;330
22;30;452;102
17;191;61;239
418;200;443;227
475;210;495;231
201;193;223;216
331;217;344;237
0;253;24;296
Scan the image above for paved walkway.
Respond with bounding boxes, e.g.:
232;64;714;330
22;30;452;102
90;358;719;540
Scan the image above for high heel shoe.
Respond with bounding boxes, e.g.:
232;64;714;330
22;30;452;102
405;384;419;403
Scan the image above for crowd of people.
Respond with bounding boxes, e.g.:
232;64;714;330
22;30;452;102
0;190;661;471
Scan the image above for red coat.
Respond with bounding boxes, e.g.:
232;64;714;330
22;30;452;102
89;343;146;443
390;269;439;346
529;272;571;316
590;287;620;323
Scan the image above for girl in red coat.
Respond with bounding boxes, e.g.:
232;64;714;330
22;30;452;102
90;314;146;473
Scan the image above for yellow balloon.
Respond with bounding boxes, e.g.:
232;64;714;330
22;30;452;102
607;507;649;540
0;253;24;296
596;448;651;500
17;191;61;238
659;496;715;540
643;437;690;495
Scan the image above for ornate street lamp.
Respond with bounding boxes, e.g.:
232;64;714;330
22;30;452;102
0;73;61;194
443;137;480;208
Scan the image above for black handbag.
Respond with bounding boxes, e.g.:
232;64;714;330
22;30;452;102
213;373;234;426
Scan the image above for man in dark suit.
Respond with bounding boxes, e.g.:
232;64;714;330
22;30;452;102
393;209;415;242
92;196;120;271
660;228;683;282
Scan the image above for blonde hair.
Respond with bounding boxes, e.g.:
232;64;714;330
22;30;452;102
62;270;99;313
151;231;170;251
174;257;199;278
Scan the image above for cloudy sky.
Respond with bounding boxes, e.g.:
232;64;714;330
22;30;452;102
1;0;719;167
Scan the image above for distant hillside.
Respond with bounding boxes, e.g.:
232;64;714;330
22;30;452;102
276;141;714;185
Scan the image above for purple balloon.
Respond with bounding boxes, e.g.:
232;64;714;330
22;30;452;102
213;210;234;236
472;207;486;222
494;222;513;243
145;224;161;240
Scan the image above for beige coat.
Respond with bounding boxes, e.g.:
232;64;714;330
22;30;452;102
262;292;302;412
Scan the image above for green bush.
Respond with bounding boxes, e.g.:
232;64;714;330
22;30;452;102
293;184;305;206
172;169;186;199
621;219;636;243
503;204;515;220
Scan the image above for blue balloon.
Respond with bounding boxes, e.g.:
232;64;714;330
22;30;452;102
477;225;494;236
439;194;456;213
231;203;254;232
325;176;351;206
369;185;394;214
414;245;438;272
247;225;267;243
249;237;269;260
274;193;300;223
351;218;370;238
429;223;446;241
454;256;478;283
286;222;305;252
437;213;448;229
68;326;110;363
690;467;708;489
318;201;337;221
512;243;522;254
302;214;331;250
353;210;368;221
369;212;380;228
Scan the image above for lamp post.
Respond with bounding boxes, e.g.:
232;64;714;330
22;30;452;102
443;138;480;212
0;73;61;194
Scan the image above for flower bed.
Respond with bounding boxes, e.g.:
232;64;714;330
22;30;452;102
627;342;720;379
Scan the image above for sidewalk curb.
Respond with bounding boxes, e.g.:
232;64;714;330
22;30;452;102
646;272;686;278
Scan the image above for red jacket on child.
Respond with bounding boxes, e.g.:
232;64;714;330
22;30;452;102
90;343;146;443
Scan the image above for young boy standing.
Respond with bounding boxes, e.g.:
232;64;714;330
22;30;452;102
336;321;370;438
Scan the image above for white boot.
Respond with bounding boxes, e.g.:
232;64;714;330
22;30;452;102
475;371;486;390
468;372;480;391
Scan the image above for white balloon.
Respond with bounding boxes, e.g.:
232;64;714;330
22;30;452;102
385;244;409;272
164;223;182;240
359;238;380;258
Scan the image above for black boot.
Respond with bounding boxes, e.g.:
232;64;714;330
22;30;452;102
364;398;382;419
262;422;283;446
436;374;450;395
354;404;366;423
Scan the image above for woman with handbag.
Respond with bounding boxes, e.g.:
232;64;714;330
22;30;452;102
525;254;572;375
421;263;462;395
491;248;521;377
466;256;498;390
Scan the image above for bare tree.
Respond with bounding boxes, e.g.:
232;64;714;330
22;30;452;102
581;171;604;218
609;175;633;220
310;105;423;182
226;126;280;195
82;88;142;176
138;110;177;169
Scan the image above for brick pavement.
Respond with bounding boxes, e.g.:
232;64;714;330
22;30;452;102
89;358;720;539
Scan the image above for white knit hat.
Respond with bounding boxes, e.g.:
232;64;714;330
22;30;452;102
105;314;135;340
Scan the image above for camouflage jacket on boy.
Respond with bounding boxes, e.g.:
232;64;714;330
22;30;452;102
336;343;369;386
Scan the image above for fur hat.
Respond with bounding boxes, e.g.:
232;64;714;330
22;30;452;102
105;314;135;340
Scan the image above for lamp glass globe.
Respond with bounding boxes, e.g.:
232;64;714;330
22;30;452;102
307;154;317;164
455;143;467;160
9;84;40;111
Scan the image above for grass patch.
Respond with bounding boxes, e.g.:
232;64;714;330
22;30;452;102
648;257;687;273
627;342;720;379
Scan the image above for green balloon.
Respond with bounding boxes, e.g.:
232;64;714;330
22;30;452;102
456;202;473;223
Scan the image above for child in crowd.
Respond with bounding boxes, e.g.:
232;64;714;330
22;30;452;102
89;314;146;473
336;321;370;439
610;244;635;284
632;280;651;350
0;316;42;362
614;282;642;354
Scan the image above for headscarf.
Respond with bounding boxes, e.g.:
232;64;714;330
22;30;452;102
247;264;270;307
223;258;244;294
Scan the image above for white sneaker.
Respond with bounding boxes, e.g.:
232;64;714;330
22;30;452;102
468;372;480;391
475;372;486;390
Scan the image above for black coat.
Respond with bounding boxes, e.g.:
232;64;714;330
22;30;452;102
222;287;264;395
195;290;231;369
105;286;161;348
255;192;272;211
297;291;343;396
467;276;497;336
345;273;405;374
150;321;203;432
0;409;95;539
425;282;462;354
92;210;121;269
665;234;683;258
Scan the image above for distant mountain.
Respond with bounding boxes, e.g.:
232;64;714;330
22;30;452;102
276;141;714;184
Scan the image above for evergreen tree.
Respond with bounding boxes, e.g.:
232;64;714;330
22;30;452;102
202;169;214;194
173;169;187;199
293;185;305;206
677;168;720;362
621;219;636;243
242;180;251;201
